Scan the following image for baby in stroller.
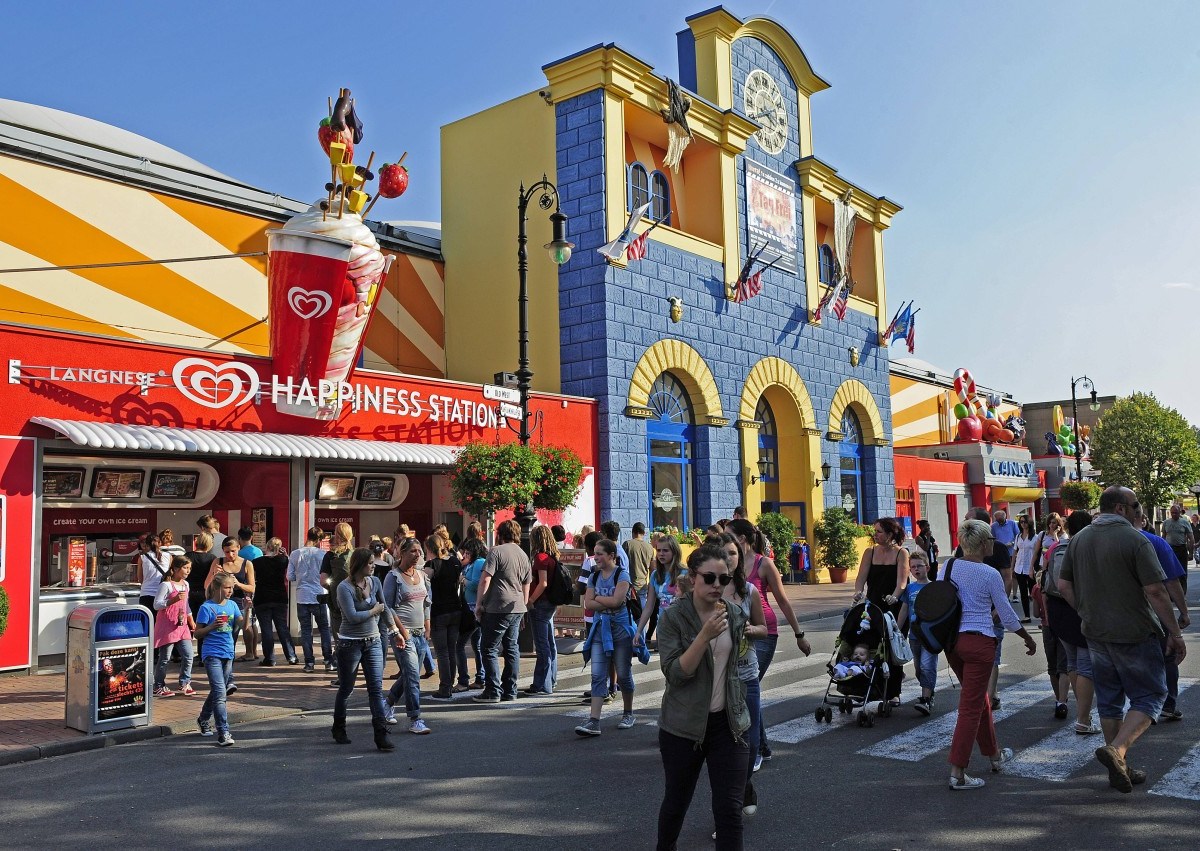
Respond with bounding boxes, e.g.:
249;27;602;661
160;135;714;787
832;643;874;681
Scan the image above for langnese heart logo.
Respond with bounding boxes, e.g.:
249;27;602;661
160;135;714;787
171;358;261;409
288;287;333;320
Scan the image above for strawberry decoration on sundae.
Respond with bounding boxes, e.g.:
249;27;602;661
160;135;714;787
263;88;411;419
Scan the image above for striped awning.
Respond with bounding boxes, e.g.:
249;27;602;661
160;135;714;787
32;417;460;467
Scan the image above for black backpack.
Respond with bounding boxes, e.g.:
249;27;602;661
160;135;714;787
913;557;962;654
545;557;575;606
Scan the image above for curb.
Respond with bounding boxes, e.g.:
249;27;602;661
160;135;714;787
797;607;849;624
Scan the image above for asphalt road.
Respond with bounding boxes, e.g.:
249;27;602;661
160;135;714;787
3;608;1199;851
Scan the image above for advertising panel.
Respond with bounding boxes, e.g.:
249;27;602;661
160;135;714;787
745;161;798;273
95;645;148;723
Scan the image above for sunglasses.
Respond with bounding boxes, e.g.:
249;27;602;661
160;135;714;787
698;571;732;586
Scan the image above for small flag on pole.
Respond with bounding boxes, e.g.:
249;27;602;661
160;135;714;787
735;269;763;303
832;280;849;320
905;309;919;353
598;202;651;260
624;213;669;263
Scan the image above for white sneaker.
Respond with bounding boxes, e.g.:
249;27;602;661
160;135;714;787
948;774;985;790
617;714;635;730
409;719;431;735
752;754;763;773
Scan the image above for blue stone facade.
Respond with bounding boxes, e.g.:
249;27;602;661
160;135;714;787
554;36;895;534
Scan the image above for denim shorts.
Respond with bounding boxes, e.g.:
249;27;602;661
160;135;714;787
1059;641;1093;680
1088;636;1167;720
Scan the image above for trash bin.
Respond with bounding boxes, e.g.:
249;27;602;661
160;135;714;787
65;604;153;734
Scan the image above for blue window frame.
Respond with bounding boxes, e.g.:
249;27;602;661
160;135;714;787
755;397;777;483
627;163;650;214
650;170;671;225
818;244;836;285
839;409;864;524
647;373;693;531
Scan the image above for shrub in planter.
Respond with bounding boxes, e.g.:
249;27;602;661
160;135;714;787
813;507;865;578
756;512;797;563
1061;480;1101;511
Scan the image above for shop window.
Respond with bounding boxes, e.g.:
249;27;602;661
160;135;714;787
647;372;694;531
839;409;864;524
818;244;836;285
755;397;777;483
627;163;650;214
650;170;671;225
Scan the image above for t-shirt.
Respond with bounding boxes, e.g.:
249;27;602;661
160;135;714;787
1013;536;1039;576
287;546;327;605
239;544;264;561
197;599;240;659
385;569;430;631
900;580;927;627
481;542;532;614
251;553;289;607
138;551;171;598
651;568;688;616
1141;530;1185;582
1060;514;1167;643
991;520;1020;552
622;538;655;590
429;557;463;618
1161;517;1193;548
579;556;596;624
462;558;486;607
708;625;733;712
953;541;1010;572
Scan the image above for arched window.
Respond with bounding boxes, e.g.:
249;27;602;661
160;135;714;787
755;397;777;483
647;372;694;530
839;409;864;524
650;170;671;225
818;244;836;285
627;163;650;214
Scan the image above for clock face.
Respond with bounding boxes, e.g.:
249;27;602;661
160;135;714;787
744;69;788;155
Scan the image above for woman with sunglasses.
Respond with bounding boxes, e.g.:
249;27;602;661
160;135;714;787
656;544;750;850
575;538;636;737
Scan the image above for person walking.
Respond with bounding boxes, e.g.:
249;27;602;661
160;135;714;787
288;526;334;674
321;523;355;642
575;538;636;736
383;536;433;734
955;507;1013;712
152;555;195;697
915;519;940;579
991;510;1020;560
456;537;487;690
207;537;256;670
1041;511;1099;732
332;547;401;751
426;533;463;700
655;544;750;850
473;520;532;704
194;573;243;747
636;535;689;646
253;538;296;666
623;522;655;617
526;525;561;696
1161;502;1194;593
897;549;937;716
727;518;811;771
945;519;1038;790
184;532;216;621
852;517;909;705
1012;515;1039;623
1058;487;1187;792
135;533;170;614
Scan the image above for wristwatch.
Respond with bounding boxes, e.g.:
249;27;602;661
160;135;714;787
795;631;805;640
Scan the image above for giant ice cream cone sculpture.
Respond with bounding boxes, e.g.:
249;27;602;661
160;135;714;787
265;89;407;419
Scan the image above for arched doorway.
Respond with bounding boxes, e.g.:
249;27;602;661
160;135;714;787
647;372;694;530
838;409;864;524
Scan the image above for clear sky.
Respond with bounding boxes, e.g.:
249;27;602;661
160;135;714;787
6;1;1200;422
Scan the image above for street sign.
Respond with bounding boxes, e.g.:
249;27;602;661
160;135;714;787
483;384;520;404
499;402;522;419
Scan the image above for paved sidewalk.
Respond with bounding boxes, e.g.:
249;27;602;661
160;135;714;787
0;577;855;766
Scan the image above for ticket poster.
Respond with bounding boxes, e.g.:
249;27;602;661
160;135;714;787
95;646;147;723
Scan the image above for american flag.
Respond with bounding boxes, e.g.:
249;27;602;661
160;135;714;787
626;229;649;262
832;281;849;320
905;312;917;353
734;269;763;303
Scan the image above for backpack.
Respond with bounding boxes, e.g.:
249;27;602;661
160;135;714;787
913;557;962;654
1040;541;1067;599
590;566;640;622
545;557;575;606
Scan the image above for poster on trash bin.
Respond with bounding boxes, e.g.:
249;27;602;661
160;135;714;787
95;646;147;723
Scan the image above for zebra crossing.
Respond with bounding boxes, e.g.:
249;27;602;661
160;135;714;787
432;643;1200;801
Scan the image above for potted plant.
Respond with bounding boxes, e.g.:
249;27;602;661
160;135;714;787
1060;480;1101;512
813;507;864;584
756;512;798;581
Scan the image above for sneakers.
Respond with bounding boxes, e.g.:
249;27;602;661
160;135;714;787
303;663;315;673
1096;745;1133;793
409;719;432;735
948;774;985;790
617;714;636;730
258;659;276;667
990;747;1014;773
1075;721;1102;735
472;693;501;704
197;717;214;736
453;684;472;693
428;689;453;700
742;783;758;817
421;670;436;680
225;684;238;696
914;696;933;717
216;731;235;747
752;754;763;773
990;696;1000;711
575;718;602;737
523;687;552;696
603;690;615;705
760;745;773;761
324;661;335;672
1160;703;1183;722
180;685;196;696
1054;702;1068;720
385;714;399;725
153;685;174;697
287;657;299;665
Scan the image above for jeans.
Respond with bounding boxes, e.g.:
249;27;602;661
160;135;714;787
1061;641;1094;680
1089;636;1167;720
256;602;295;663
388;632;427;719
909;634;937;694
199;656;233;734
657;711;748;851
1014;573;1033;619
480;612;523;699
456;619;482;685
154;640;193;689
589;627;634;697
296;602;332;666
333;636;388;731
753;634;779;755
742;677;761;801
530;599;558;693
431;612;461;693
947;632;998;769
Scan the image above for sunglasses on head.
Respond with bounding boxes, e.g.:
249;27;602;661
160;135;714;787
698;571;732;586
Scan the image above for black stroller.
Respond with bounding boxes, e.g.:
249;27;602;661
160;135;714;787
813;600;897;728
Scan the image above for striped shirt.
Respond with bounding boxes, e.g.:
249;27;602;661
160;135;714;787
949;558;1021;635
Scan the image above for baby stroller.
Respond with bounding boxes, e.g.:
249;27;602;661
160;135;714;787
813;600;900;728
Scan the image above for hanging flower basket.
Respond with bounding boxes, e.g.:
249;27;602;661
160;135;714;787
449;442;541;517
531;445;585;511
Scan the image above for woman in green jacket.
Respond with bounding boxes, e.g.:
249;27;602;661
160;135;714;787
655;544;750;851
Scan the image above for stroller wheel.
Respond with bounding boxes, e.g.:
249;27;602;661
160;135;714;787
823;706;833;723
814;707;824;723
866;714;875;728
857;710;868;727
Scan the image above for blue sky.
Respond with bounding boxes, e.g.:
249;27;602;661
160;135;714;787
7;1;1200;423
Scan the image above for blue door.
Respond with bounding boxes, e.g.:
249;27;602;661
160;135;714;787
647;373;693;530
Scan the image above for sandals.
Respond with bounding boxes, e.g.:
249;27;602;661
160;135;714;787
990;747;1014;773
1075;722;1102;735
948;774;985;790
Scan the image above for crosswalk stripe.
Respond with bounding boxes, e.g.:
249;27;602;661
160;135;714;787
856;676;1048;762
1006;679;1196;782
1150;741;1200;800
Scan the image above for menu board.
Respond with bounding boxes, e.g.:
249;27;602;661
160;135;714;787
317;476;356;501
90;469;145;499
250;507;270;547
43;467;85;498
357;477;395;502
148;470;199;500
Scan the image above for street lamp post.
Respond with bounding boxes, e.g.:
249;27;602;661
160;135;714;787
1069;375;1100;483
513;176;573;550
1190;483;1200;515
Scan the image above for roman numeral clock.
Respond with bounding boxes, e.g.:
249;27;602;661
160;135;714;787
744;68;788;155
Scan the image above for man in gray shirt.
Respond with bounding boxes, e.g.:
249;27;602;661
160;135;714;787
473;520;532;703
622;522;655;613
1161;503;1194;592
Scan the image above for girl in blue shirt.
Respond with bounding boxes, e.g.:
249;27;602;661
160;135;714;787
456;537;488;689
194;574;243;746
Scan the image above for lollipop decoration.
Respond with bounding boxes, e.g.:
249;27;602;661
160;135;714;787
950;367;1021;444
